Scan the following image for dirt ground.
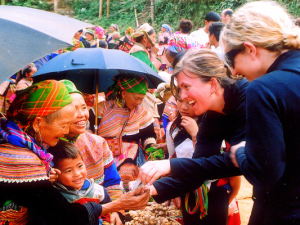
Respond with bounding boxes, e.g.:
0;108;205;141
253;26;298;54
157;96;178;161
236;177;253;225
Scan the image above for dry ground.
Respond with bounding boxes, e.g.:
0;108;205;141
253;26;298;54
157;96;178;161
236;177;253;225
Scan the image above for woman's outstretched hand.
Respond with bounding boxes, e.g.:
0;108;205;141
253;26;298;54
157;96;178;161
138;160;171;185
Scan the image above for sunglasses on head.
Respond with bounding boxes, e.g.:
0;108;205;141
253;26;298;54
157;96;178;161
225;48;244;69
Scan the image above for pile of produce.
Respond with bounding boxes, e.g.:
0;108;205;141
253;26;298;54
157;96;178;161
125;202;182;225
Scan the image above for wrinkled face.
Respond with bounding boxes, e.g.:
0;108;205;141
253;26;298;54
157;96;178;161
177;99;196;118
26;67;37;78
85;33;94;41
68;93;89;136
122;91;145;110
57;155;87;190
39;104;75;146
177;70;213;116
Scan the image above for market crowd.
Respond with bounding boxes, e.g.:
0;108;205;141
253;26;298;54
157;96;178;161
1;1;300;225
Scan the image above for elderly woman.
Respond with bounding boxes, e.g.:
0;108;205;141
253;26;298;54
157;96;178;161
0;80;150;225
97;75;156;190
130;23;161;72
60;80;124;224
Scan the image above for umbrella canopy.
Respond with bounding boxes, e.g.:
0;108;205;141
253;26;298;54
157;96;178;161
0;6;93;84
33;48;165;93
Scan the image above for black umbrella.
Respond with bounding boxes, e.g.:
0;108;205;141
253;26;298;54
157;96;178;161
33;47;165;133
0;5;93;83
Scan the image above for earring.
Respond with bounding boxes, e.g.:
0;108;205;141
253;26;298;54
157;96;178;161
121;98;125;108
34;130;43;146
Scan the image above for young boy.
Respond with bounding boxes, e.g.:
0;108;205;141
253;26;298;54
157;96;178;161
47;140;120;225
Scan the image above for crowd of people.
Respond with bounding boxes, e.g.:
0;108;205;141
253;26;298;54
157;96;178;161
1;1;300;225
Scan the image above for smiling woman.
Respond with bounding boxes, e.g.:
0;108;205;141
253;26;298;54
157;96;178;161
0;80;105;224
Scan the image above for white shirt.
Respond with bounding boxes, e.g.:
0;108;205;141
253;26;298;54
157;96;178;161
190;28;209;46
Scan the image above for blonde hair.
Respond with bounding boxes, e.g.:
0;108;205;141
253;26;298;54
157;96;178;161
221;1;300;52
170;49;234;100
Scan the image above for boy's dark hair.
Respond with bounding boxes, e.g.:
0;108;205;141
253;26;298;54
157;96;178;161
179;19;193;34
224;9;233;17
209;22;225;42
205;11;221;22
172;50;187;69
47;140;83;167
99;40;108;49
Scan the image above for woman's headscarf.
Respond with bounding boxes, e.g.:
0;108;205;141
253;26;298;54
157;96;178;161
85;29;95;39
131;23;154;39
110;24;119;32
108;76;148;98
7;80;73;130
59;80;82;95
161;24;172;35
94;26;105;38
126;27;134;37
167;34;203;53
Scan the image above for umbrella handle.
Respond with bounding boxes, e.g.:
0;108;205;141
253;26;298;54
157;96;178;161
71;59;85;65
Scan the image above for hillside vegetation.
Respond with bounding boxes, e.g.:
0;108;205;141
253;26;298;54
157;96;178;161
6;0;300;33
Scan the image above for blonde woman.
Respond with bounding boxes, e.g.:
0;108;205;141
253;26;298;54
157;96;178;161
141;49;247;224
139;1;300;224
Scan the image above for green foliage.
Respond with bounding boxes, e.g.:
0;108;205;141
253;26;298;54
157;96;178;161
71;0;146;33
6;0;52;10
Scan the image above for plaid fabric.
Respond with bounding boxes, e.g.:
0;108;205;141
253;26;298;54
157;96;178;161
59;80;82;95
7;80;72;130
0;118;53;172
110;76;148;96
131;23;154;39
63;37;84;52
167;34;204;53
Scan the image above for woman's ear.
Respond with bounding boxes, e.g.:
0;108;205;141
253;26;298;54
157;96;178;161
244;42;257;59
32;116;42;132
121;90;126;99
210;78;219;94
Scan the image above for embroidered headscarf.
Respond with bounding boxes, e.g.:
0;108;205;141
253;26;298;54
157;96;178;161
7;80;73;130
126;27;134;36
167;34;203;53
85;29;95;39
59;80;82;95
161;24;172;35
108;76;148;97
94;26;105;38
131;23;154;39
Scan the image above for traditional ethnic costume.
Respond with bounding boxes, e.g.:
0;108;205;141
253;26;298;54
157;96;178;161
97;76;156;189
54;178;112;225
130;23;161;73
106;24;120;49
0;80;102;225
59;80;123;202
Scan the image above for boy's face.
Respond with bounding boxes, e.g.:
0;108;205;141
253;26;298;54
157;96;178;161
57;155;87;190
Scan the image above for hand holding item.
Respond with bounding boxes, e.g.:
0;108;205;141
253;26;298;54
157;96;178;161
49;168;61;183
181;116;198;139
118;186;150;210
138;160;171;185
230;141;246;167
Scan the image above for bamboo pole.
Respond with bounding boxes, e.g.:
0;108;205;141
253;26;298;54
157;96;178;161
1;0;5;5
54;0;58;13
150;0;154;26
134;7;139;27
107;0;110;18
99;0;103;18
94;74;99;134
